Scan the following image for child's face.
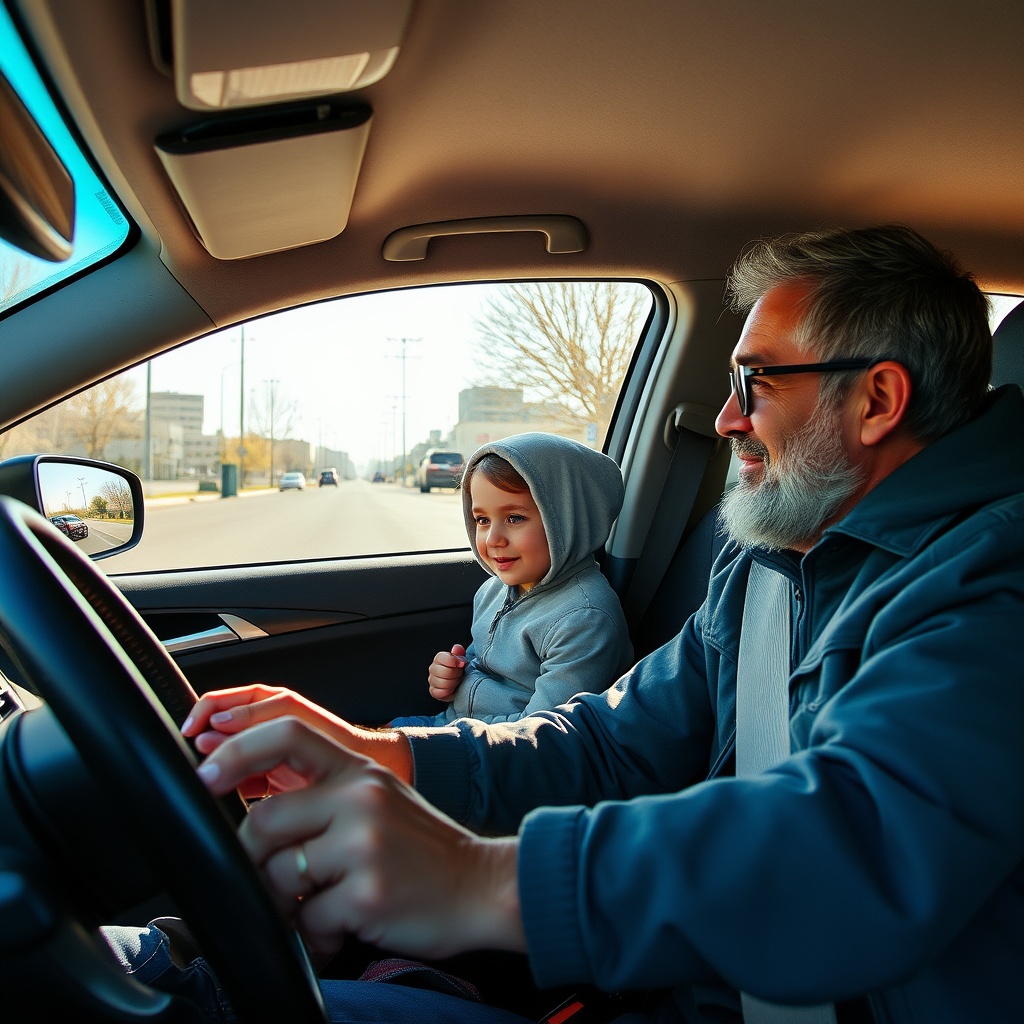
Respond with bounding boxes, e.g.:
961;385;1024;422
470;473;551;590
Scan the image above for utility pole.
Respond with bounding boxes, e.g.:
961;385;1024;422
144;360;151;482
238;325;247;489
388;337;420;485
385;397;399;480
266;378;279;486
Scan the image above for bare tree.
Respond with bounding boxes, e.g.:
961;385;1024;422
99;478;133;519
247;382;296;482
0;250;33;310
0;255;35;457
473;282;650;439
64;377;142;459
1;396;80;459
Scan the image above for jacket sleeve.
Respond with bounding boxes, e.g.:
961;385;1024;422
517;513;1024;1004
410;606;716;835
467;604;634;724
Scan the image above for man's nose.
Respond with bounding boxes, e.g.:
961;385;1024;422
715;387;751;438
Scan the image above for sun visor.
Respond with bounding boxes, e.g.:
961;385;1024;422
155;102;371;260
148;0;412;111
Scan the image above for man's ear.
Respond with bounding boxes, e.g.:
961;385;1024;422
857;361;912;447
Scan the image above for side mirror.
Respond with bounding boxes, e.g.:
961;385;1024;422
0;456;143;560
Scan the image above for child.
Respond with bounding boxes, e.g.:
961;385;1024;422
390;431;633;726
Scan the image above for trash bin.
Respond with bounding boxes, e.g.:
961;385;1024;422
221;462;238;498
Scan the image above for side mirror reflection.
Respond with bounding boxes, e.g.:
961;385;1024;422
0;455;144;561
38;462;137;557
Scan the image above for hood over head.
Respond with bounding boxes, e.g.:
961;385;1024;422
461;432;625;589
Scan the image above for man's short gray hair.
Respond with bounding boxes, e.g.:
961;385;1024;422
726;225;992;442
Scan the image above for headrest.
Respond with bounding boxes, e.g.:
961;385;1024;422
992;299;1024;388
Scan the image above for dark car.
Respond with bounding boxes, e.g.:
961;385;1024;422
318;469;339;486
50;514;89;541
416;450;464;493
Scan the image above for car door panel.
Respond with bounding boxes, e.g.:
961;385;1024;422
114;552;486;725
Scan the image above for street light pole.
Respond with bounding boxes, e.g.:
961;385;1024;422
219;359;240;461
388;337;420;485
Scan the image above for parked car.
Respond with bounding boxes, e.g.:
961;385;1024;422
318;469;339;487
0;1;1020;1021
49;514;89;540
415;450;464;492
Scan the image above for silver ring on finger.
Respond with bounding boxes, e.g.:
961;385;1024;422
295;843;314;897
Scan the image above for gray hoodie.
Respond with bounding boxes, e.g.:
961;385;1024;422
444;432;633;723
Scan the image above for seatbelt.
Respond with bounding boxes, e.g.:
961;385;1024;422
623;411;717;630
736;560;837;1024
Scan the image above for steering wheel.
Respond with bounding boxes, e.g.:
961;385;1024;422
0;496;327;1023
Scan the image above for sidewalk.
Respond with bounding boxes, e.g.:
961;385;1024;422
142;483;275;508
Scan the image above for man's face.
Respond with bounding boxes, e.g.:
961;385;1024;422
715;282;865;551
470;473;551;590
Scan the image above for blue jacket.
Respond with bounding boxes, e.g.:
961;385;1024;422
443;432;633;724
410;386;1024;1022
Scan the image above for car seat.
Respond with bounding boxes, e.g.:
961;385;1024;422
992;297;1024;388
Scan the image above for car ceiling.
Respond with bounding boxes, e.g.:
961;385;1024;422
5;0;1024;380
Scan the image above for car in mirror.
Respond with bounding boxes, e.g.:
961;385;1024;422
0;455;143;560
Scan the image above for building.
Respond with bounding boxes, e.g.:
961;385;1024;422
447;386;587;457
149;392;221;478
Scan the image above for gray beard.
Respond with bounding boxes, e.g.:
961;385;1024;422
718;401;864;551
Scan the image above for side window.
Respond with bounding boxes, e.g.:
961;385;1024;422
2;281;652;571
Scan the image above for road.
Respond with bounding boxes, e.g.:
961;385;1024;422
101;479;469;573
76;518;134;558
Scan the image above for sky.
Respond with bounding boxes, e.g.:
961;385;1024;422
37;459;129;516
127;283;494;470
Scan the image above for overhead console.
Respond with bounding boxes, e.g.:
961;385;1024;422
145;0;412;259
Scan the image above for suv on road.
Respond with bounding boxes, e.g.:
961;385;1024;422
416;450;464;493
50;514;89;540
318;469;339;487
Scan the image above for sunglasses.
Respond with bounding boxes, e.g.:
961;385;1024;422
728;358;880;416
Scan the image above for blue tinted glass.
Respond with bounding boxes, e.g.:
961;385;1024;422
0;3;131;314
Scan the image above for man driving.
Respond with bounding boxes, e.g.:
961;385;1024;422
167;224;1024;1023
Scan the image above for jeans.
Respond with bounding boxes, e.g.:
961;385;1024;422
388;711;449;727
102;920;672;1023
102;919;236;1023
102;921;534;1023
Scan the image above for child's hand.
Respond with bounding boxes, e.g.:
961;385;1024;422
427;644;467;702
